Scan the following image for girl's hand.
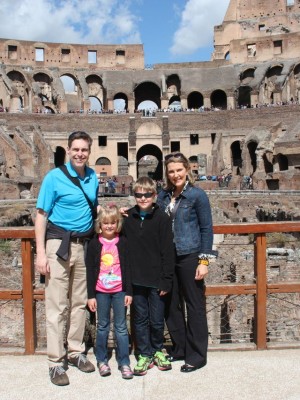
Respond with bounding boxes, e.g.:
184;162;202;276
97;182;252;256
124;295;132;306
87;298;97;312
195;263;208;280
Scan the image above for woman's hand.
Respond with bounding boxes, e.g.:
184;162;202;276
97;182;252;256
119;207;129;217
195;263;208;280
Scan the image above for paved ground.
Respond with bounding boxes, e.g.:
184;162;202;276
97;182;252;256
1;349;300;400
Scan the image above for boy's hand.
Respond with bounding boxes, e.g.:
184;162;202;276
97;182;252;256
159;290;168;296
124;295;132;306
119;207;129;217
87;298;97;312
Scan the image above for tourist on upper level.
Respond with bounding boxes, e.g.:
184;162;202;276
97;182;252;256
35;131;99;386
157;152;217;373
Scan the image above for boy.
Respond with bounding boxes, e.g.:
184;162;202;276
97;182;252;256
122;177;174;376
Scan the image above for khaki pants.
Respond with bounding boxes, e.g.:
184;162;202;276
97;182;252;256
45;239;87;367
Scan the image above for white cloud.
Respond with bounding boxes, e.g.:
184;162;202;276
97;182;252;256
0;0;141;44
170;0;230;56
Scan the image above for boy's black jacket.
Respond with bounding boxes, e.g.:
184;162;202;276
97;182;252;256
85;233;132;298
122;204;175;292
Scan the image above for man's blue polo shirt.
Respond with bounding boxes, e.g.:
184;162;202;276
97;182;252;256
36;162;99;232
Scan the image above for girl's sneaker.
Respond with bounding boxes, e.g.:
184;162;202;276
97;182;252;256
153;351;172;371
133;355;154;376
119;365;134;379
98;362;111;377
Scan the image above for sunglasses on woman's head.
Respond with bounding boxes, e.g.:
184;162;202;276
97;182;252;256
134;192;154;199
165;152;185;161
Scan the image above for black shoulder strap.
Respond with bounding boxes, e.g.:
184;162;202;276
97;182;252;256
59;165;97;219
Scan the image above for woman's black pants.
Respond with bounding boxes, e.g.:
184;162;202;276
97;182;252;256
165;252;208;368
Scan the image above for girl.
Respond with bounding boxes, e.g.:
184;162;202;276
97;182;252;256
86;205;133;379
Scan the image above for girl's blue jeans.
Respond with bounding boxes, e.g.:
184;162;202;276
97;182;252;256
95;291;130;366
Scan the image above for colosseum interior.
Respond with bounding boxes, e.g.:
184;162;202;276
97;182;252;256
1;0;300;199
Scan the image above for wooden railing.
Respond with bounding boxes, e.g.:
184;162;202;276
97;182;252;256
1;222;300;354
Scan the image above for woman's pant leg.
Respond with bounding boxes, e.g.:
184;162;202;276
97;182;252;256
177;253;208;368
165;265;186;358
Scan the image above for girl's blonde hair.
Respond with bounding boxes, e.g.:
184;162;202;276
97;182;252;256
95;204;123;234
164;152;195;190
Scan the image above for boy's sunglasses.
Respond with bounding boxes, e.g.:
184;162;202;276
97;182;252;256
134;192;154;199
165;152;185;161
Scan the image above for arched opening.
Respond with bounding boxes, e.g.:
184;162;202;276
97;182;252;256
134;82;161;111
189;155;198;177
114;92;128;112
54;146;66;167
118;155;128;175
237;86;251;108
247;141;258;174
60;74;82;113
187;91;204;109
166;74;181;99
277;153;289;171
225;51;230;61
240;68;255;84
136;144;163;180
88;96;102;113
168;95;181;111
95;157;112;177
211;89;227;110
231;141;242;175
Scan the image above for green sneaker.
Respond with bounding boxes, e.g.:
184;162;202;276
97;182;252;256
154;351;172;371
134;355;154;376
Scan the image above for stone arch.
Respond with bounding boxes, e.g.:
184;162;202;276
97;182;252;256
114;92;128;111
60;73;83;112
261;64;283;104
7;70;28;111
166;74;181;99
211;89;227;109
136;144;163;180
231;141;242;175
86;74;104;108
240;68;255;84
237;86;251;108
277;153;289;171
134;81;161;110
95;156;112;176
187;91;204;109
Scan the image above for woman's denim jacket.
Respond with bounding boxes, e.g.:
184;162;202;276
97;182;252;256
157;184;216;257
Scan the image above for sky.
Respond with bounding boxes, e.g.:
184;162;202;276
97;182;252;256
0;0;230;65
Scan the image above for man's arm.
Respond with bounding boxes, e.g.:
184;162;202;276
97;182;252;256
35;208;50;275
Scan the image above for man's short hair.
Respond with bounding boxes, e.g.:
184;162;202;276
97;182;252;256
68;131;93;149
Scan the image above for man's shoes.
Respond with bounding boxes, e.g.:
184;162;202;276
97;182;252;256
166;355;185;362
68;353;95;373
153;351;172;371
134;355;154;376
180;363;201;373
119;365;134;379
49;366;69;386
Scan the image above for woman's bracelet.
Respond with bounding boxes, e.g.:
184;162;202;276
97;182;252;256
198;258;209;266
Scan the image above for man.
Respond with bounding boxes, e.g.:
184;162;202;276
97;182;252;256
35;131;99;386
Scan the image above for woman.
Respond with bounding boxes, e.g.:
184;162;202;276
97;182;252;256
157;152;216;373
